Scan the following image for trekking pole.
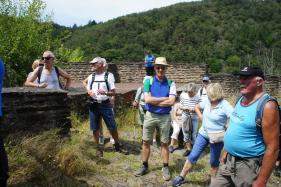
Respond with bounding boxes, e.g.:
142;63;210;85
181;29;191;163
133;107;137;140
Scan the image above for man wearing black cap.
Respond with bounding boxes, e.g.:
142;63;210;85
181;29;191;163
210;67;280;187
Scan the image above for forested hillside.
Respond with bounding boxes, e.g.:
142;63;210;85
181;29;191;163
65;0;281;74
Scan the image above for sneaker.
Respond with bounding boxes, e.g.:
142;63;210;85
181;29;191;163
182;149;191;157
114;143;129;155
135;166;148;177
172;176;185;187
162;166;171;181
273;166;281;177
169;145;175;153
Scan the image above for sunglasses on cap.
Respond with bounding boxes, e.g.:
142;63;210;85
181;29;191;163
41;57;53;61
155;66;166;70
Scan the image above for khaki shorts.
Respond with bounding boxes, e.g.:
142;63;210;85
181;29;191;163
142;111;171;144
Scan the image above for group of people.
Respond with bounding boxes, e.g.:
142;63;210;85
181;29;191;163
0;50;280;187
133;54;280;187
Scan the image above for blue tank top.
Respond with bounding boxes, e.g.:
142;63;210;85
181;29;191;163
224;96;265;157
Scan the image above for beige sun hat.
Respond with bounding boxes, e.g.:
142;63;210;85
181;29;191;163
154;57;169;66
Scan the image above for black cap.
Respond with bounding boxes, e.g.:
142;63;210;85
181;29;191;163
234;67;264;79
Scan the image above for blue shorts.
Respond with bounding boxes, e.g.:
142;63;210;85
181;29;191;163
89;101;117;132
187;133;224;167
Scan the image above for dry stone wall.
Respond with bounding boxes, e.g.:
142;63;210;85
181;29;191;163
0;87;71;135
64;62;208;83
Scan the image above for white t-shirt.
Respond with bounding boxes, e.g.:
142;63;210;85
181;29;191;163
86;72;115;101
40;67;61;90
197;87;208;103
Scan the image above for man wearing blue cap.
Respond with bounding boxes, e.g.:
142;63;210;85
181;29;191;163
197;75;210;103
210;67;279;187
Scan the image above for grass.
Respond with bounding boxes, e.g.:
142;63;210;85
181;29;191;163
4;104;281;186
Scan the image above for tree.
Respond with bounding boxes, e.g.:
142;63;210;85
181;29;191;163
0;0;54;86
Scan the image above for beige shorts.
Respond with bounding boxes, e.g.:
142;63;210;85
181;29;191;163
142;111;171;144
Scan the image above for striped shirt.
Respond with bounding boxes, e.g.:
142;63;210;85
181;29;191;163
180;92;199;114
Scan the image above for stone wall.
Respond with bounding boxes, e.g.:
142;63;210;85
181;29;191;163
64;62;208;83
0;87;135;135
0;87;71;135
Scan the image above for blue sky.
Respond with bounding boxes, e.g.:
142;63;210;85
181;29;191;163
42;0;199;27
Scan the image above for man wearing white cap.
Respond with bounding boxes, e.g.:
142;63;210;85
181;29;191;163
135;57;176;181
197;75;210;103
84;57;127;157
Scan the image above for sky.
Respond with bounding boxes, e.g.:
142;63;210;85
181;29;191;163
42;0;198;27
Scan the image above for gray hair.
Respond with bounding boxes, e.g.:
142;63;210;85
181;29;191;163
186;82;197;93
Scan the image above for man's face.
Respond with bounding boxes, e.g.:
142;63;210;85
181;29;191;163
91;63;102;71
239;75;261;95
154;65;166;78
203;80;209;86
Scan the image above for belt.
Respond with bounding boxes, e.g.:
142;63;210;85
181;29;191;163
228;154;245;162
92;99;110;104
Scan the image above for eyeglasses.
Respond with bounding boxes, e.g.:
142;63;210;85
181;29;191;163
41;57;53;61
155;66;166;70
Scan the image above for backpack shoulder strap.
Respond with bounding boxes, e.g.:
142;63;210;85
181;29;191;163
104;71;109;91
37;66;44;84
54;66;63;89
167;79;173;87
200;87;203;96
90;72;96;90
256;93;277;129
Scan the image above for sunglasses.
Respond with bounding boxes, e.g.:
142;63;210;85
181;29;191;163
41;57;53;61
39;64;44;67
155;66;166;70
203;80;209;83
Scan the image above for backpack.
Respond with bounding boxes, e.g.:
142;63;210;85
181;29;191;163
90;71;109;91
236;94;281;152
37;66;62;88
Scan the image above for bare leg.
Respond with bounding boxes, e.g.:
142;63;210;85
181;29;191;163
161;143;169;163
142;140;151;162
180;159;193;177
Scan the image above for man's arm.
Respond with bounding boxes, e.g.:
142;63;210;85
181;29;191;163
25;67;47;88
253;101;280;187
58;68;71;89
157;95;176;107
144;92;168;105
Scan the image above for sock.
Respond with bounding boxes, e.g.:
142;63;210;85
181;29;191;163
143;161;148;168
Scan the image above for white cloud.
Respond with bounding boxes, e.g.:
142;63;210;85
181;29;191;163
42;0;199;27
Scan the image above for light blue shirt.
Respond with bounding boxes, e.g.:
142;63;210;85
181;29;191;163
198;99;233;138
224;96;265;157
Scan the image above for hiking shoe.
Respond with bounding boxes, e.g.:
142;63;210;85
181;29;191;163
162;166;171;181
182;149;191;157
274;166;281;177
114;143;129;155
135;166;148;177
172;176;185;187
169;145;175;153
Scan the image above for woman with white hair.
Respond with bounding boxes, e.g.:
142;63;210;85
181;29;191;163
171;82;199;155
172;83;233;187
